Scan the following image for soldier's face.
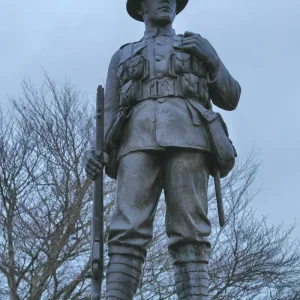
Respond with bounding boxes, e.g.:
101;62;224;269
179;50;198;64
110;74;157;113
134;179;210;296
141;0;177;24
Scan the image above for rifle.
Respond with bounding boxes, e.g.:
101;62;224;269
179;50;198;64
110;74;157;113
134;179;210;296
91;85;104;299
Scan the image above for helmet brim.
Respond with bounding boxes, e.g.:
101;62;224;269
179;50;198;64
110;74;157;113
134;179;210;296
127;0;189;22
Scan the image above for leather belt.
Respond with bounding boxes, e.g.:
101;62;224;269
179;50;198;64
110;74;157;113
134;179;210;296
137;77;179;101
135;77;209;108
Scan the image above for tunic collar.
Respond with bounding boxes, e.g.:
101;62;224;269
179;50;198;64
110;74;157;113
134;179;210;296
143;28;176;39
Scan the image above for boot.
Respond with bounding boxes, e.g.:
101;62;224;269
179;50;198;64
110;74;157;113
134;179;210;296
174;262;209;300
106;254;143;300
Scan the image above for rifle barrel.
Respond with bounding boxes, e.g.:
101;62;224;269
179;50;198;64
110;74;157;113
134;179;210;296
91;85;104;299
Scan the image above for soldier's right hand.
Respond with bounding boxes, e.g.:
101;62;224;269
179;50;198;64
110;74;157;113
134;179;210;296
83;149;103;181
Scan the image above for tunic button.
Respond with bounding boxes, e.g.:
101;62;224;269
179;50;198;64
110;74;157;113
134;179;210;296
155;55;163;61
157;72;163;79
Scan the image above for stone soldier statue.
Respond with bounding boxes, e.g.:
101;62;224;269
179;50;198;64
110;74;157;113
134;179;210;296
84;0;241;299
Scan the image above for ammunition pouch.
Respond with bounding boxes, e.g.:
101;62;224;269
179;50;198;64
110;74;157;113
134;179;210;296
172;52;191;74
117;55;149;86
119;76;210;108
117;51;210;107
178;74;209;102
171;53;207;79
119;80;140;107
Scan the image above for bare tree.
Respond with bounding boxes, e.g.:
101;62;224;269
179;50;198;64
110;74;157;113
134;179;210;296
208;153;300;300
0;75;114;299
1;76;299;299
133;151;300;300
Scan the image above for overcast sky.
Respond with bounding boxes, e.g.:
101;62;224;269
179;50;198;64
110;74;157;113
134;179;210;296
1;0;299;237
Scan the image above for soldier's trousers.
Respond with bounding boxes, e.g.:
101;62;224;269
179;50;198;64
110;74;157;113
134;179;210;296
108;148;211;264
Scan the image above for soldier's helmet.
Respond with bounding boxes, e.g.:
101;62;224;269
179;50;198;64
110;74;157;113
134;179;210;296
127;0;189;22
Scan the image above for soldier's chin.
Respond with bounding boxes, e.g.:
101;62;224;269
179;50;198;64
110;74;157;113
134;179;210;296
155;14;173;24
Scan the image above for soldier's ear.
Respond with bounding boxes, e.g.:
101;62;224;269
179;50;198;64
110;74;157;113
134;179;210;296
137;5;144;17
137;1;148;18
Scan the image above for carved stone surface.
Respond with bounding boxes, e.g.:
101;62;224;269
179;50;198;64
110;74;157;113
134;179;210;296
85;0;241;299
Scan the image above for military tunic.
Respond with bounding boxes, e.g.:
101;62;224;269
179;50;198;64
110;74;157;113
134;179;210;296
103;28;241;265
104;28;241;160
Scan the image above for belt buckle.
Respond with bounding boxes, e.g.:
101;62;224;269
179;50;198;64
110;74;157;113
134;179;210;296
150;78;176;98
166;78;175;96
150;79;159;99
160;78;175;97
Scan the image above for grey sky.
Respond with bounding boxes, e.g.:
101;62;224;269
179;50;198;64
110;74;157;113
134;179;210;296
1;0;299;236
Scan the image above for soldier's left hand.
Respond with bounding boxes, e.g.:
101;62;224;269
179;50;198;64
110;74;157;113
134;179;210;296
182;31;219;73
